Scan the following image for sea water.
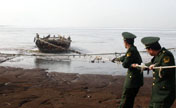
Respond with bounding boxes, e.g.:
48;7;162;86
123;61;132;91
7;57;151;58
0;26;176;76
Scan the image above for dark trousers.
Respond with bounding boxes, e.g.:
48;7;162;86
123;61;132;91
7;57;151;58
118;87;140;108
149;97;175;108
149;102;174;108
149;87;175;108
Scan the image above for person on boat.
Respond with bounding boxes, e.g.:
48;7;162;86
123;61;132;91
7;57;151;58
36;33;39;38
34;33;40;42
68;36;71;40
140;37;175;108
112;32;143;108
46;34;50;38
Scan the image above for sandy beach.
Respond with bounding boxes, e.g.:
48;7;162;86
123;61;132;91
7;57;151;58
0;66;175;108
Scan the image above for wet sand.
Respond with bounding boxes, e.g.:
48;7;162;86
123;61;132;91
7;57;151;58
0;66;175;108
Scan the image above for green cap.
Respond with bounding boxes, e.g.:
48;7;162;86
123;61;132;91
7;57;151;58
141;37;160;48
122;32;136;40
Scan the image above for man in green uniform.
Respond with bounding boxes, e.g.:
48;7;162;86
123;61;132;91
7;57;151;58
141;37;175;108
112;32;143;108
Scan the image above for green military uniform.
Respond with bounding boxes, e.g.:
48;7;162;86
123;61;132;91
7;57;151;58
141;37;175;108
113;32;144;108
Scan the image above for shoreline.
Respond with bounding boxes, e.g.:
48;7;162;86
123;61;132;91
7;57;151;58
0;66;175;108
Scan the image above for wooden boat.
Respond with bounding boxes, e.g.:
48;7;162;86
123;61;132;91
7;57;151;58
34;33;71;53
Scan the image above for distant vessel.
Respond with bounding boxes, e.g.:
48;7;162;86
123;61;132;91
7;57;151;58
34;33;71;53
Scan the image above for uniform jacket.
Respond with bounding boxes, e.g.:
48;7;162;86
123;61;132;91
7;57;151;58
146;47;175;103
118;45;143;88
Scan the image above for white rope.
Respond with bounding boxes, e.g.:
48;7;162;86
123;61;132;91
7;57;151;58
153;66;176;69
136;65;176;69
159;66;162;78
135;64;176;78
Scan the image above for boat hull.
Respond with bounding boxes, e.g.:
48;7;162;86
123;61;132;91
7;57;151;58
35;37;71;53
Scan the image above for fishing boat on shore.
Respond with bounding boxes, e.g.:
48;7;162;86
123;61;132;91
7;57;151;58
34;33;72;53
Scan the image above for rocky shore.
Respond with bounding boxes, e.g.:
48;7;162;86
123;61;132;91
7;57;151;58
0;66;175;108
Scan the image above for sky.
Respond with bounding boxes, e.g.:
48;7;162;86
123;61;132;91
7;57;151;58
0;0;176;29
